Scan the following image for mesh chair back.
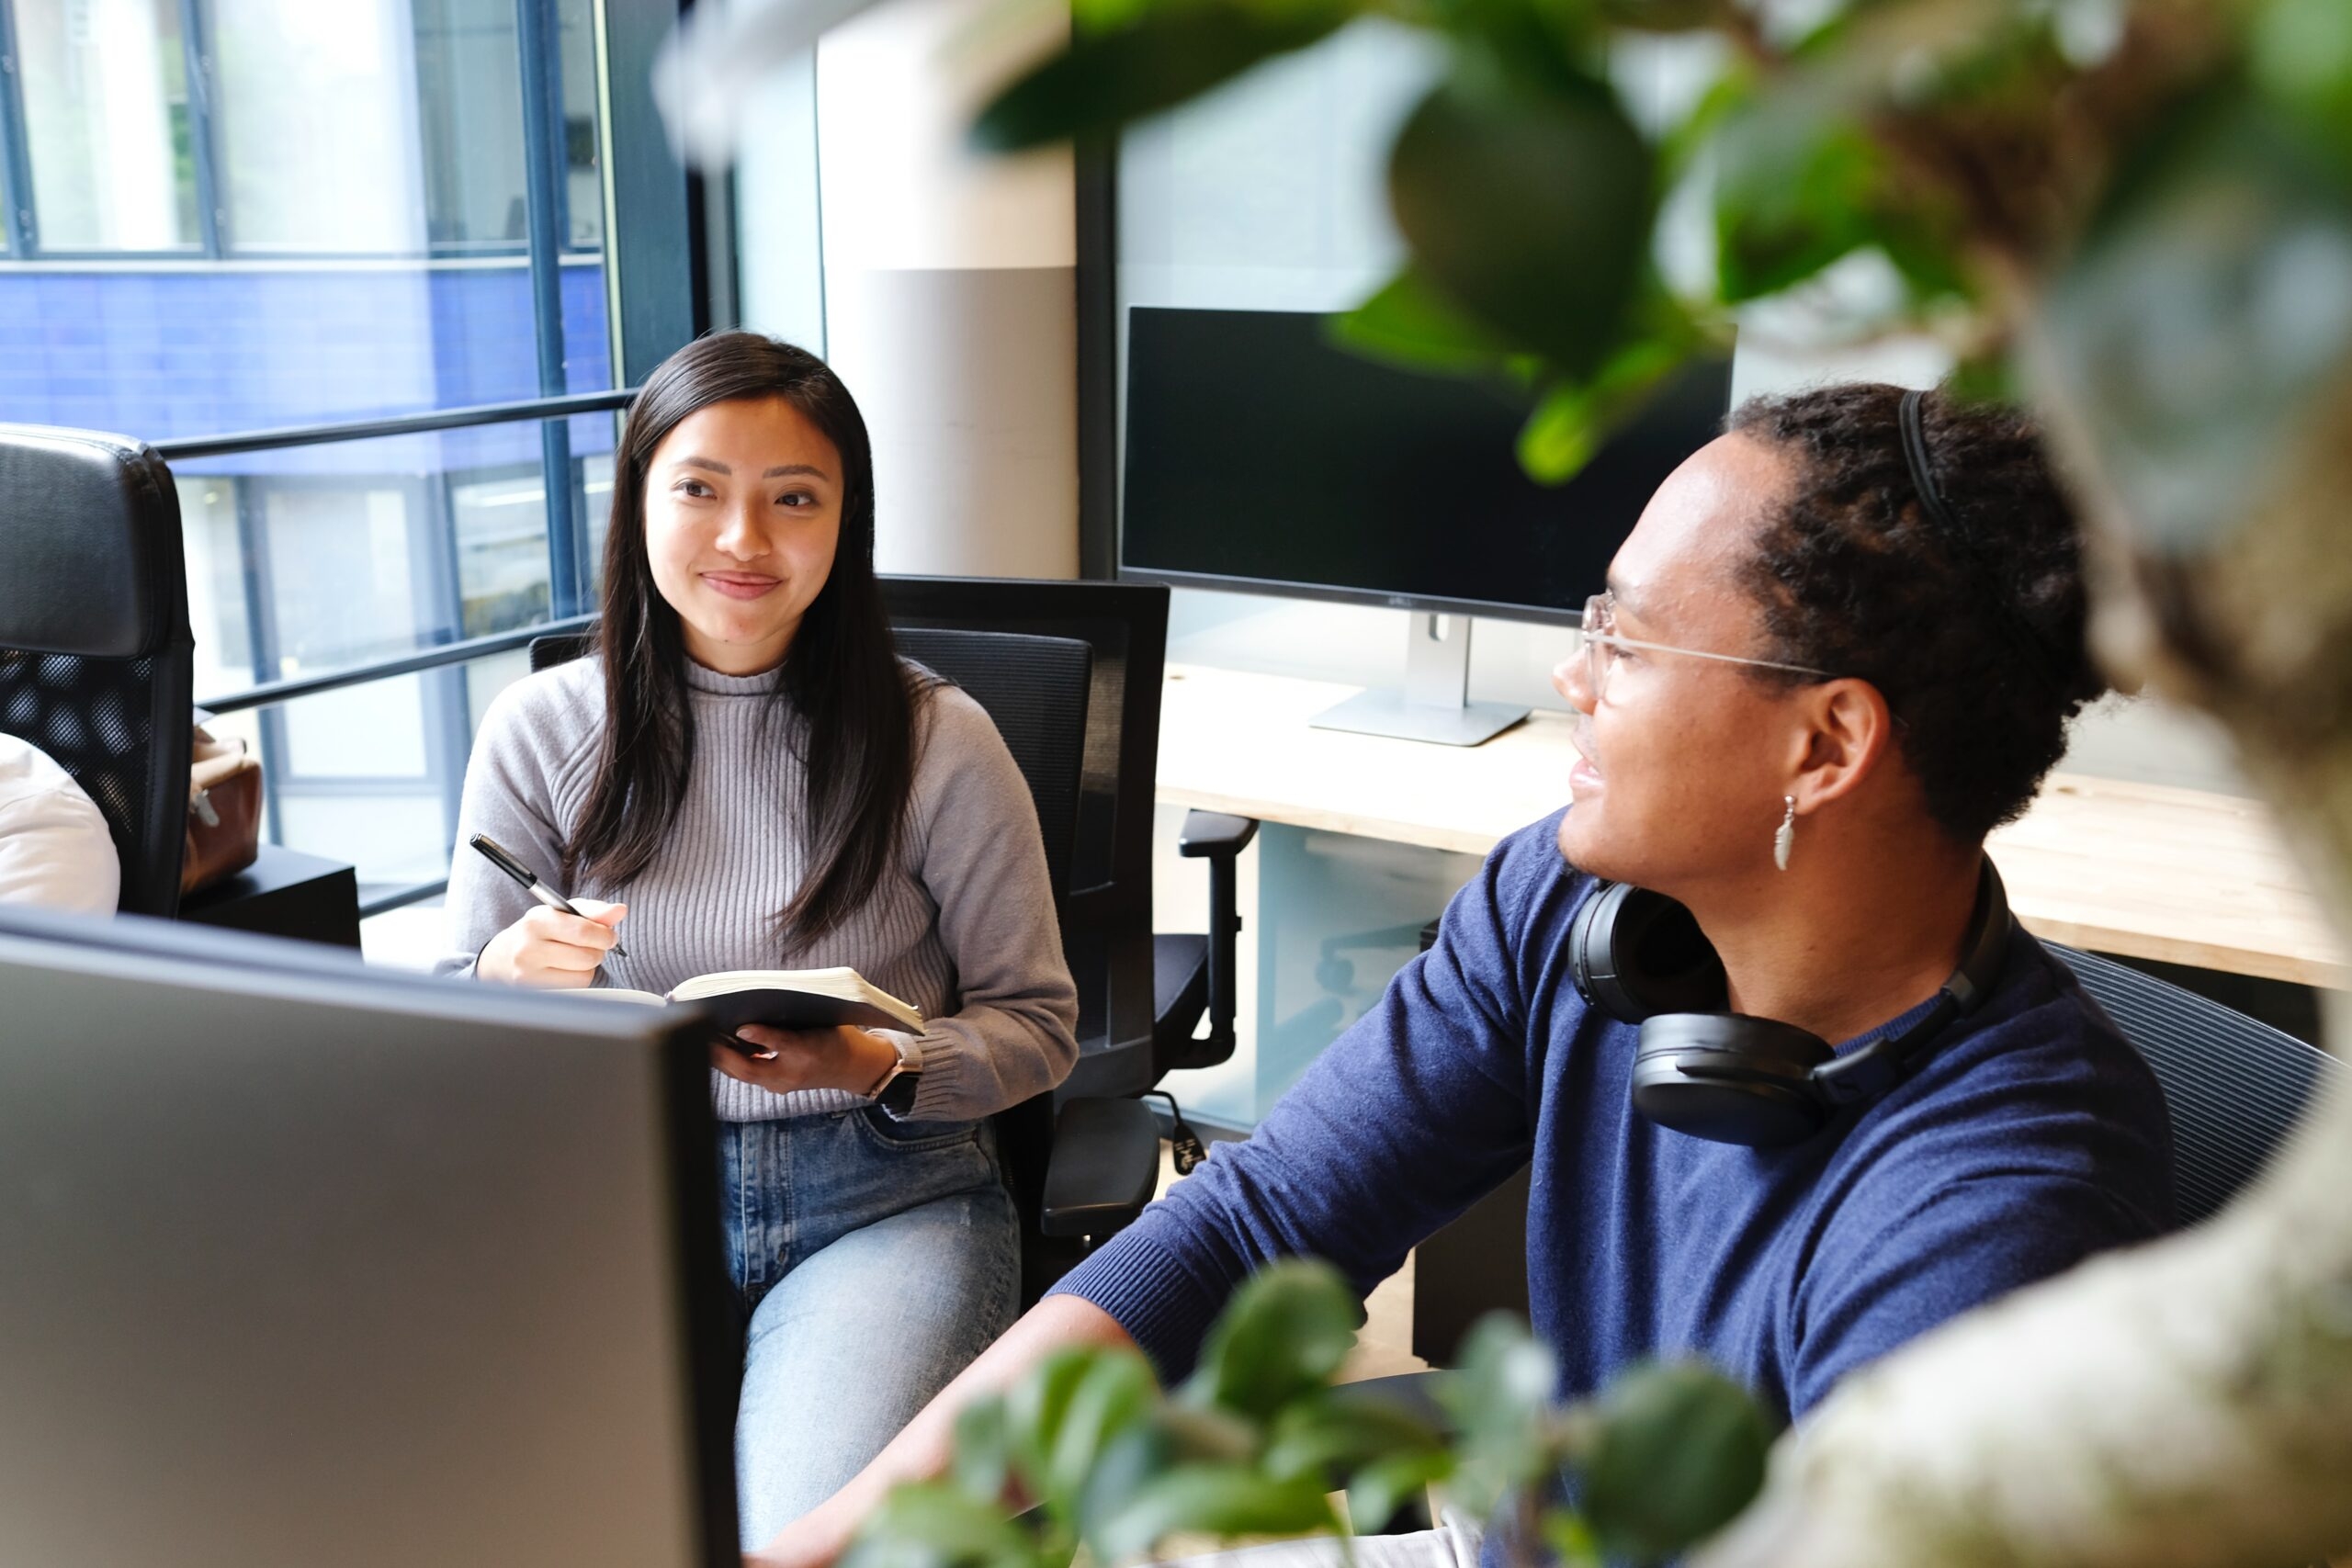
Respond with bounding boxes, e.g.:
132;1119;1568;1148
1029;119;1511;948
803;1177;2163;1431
2052;944;2335;1227
880;577;1170;1100
896;629;1090;899
0;426;193;916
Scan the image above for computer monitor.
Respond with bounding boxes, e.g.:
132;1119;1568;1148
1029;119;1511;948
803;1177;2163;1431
1121;305;1733;743
0;909;737;1568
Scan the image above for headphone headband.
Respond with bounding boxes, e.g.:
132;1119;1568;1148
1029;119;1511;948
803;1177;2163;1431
1809;860;2011;1104
1576;856;2017;1145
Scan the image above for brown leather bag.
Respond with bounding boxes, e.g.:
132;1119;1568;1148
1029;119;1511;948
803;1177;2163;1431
183;721;263;895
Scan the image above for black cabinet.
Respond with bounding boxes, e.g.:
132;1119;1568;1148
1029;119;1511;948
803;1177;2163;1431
180;844;362;949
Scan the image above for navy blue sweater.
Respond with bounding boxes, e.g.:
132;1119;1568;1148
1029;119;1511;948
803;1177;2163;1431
1055;812;2175;1424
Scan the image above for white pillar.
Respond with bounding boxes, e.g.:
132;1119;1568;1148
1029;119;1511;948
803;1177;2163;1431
811;0;1079;579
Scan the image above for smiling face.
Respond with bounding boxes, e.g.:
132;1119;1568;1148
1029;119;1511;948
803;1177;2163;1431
1555;432;1815;896
642;395;844;675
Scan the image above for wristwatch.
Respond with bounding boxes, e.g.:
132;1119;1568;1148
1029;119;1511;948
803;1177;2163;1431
864;1032;924;1118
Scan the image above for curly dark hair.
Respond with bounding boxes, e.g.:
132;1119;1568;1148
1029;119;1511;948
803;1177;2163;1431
1724;383;2109;845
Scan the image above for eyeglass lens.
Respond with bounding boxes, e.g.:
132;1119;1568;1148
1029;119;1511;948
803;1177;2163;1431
1580;593;1612;696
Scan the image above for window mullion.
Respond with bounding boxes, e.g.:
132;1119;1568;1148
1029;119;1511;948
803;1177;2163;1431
517;0;583;617
175;0;228;256
0;0;39;255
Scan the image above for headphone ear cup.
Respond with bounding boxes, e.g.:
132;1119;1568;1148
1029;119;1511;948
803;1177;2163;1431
1570;883;1726;1023
1631;1014;1836;1146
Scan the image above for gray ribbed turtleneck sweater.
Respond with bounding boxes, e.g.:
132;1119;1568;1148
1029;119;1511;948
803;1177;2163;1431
435;655;1080;1123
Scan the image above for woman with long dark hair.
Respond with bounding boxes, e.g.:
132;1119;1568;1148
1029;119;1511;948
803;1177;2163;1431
436;333;1079;1540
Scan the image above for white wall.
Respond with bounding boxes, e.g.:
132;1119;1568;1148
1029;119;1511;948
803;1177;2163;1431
734;0;1080;580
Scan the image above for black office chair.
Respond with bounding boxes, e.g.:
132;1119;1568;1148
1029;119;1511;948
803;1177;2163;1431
877;577;1257;1087
2050;944;2333;1226
0;425;194;916
526;596;1243;1297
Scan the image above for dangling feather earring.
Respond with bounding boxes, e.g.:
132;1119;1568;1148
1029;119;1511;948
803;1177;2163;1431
1773;795;1797;872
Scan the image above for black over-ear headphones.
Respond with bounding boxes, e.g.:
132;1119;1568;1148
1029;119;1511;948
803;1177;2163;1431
1568;862;2015;1146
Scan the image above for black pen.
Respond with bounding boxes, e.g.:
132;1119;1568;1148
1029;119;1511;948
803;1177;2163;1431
468;832;628;959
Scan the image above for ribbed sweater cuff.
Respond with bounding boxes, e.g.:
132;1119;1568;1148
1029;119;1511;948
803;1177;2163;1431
1046;1231;1225;1384
905;1030;977;1123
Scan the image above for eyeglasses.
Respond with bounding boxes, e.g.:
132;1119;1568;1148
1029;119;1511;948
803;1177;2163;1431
1574;592;1834;700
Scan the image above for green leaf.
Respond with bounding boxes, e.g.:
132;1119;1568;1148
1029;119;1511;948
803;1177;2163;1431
1044;1348;1161;1506
971;2;1351;153
951;1395;1014;1504
1261;1389;1449;1482
1346;1451;1455;1534
2252;0;2352;166
1092;1464;1340;1563
1537;1507;1605;1568
1073;1422;1172;1547
1387;62;1657;376
1579;1361;1773;1562
1002;1348;1100;1489
1710;93;1884;302
1436;1314;1559;1515
1517;332;1690;483
2042;89;2352;556
1178;1259;1363;1421
1333;268;1516;376
844;1480;1043;1568
1155;1400;1261;1463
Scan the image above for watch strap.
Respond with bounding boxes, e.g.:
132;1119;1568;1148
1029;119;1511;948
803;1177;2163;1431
865;1032;924;1117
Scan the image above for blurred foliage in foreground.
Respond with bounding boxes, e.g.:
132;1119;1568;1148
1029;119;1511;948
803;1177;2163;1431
842;1261;1773;1568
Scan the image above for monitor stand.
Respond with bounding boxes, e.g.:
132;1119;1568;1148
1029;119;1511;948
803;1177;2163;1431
1311;613;1528;747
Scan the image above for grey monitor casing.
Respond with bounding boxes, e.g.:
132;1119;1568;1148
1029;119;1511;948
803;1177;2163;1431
0;909;738;1568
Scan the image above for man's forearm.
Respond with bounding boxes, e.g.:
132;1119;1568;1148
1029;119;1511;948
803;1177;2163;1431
752;1293;1142;1568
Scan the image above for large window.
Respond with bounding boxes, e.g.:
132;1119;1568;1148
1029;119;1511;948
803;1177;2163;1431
13;0;197;251
0;0;732;919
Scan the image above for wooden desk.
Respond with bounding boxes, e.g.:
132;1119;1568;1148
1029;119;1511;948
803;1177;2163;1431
1156;662;2348;991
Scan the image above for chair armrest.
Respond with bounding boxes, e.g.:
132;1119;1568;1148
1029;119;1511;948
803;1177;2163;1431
1039;1096;1162;1239
1176;811;1259;1064
1178;809;1259;859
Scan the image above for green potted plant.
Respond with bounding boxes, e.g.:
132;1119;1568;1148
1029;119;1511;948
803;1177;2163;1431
841;1260;1773;1568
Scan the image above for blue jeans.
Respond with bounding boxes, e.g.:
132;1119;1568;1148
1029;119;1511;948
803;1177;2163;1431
719;1107;1018;1547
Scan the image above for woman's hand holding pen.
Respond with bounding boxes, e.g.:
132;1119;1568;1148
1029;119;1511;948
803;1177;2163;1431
714;1023;899;1096
476;898;628;987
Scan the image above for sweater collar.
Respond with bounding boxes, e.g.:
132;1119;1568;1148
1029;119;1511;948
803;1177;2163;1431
683;659;780;698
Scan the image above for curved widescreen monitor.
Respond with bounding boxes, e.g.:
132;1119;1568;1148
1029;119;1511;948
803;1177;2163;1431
1120;306;1734;625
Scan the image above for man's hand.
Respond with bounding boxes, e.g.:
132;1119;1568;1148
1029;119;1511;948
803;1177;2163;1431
713;1024;899;1098
475;898;626;987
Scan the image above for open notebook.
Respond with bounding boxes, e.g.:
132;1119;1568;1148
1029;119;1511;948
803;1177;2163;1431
574;967;925;1037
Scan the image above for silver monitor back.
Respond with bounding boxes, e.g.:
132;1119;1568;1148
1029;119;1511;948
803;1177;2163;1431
0;908;737;1568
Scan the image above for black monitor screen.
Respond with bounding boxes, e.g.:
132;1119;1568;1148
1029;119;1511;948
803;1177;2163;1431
1121;307;1732;622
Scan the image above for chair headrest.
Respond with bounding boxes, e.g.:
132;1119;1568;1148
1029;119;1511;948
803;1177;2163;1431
0;424;189;659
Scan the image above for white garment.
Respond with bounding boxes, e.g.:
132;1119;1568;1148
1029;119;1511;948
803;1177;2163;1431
1157;1512;1485;1568
0;734;121;915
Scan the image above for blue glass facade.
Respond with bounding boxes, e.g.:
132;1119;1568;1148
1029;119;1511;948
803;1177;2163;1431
0;259;612;469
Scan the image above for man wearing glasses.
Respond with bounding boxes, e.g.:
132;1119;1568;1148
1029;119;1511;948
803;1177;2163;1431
757;385;2176;1567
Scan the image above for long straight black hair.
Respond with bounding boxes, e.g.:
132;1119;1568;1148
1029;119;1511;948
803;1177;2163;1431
563;332;928;948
